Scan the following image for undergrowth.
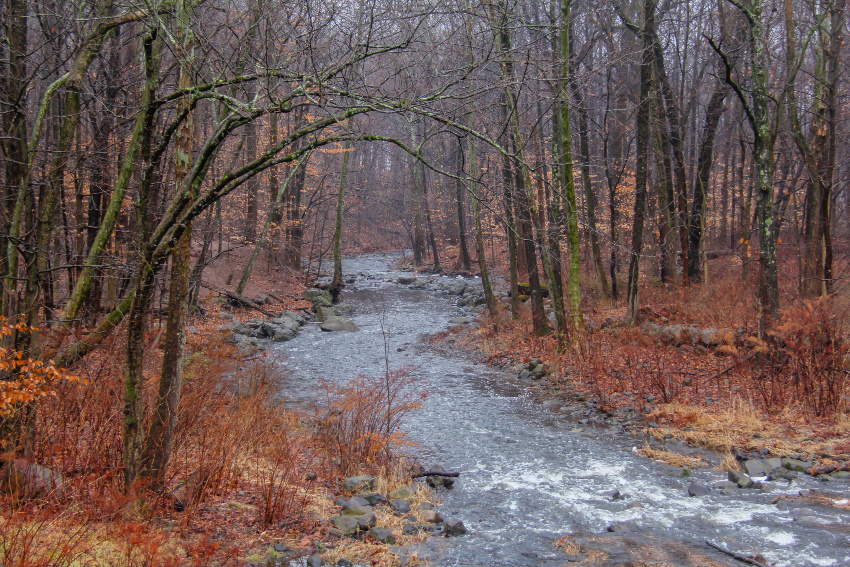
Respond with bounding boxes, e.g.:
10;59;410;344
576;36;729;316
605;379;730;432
1;323;425;565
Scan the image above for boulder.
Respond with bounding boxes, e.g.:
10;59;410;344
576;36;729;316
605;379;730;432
742;459;767;478
396;276;416;284
306;554;323;567
420;510;443;523
335;302;355;314
417;501;434;511
369;527;396;544
389;486;413;500
346;496;371;507
712;480;738;495
603;489;623;501
361;492;388;505
340;502;372;516
233;323;258;336
687;482;710;497
444;519;467;536
321;317;359;332
337;560;353;567
316;306;337;322
390;499;411;514
282;310;308;324
782;458;813;473
304;288;332;306
331;515;359;536
728;469;755;489
402;523;418;535
767;467;797;481
271;327;295;342
356;513;377;530
344;475;376;492
271;316;300;331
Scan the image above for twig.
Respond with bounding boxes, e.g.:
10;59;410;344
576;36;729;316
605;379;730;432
706;541;772;567
702;351;758;384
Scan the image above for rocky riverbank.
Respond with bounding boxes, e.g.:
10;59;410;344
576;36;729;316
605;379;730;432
395;274;850;498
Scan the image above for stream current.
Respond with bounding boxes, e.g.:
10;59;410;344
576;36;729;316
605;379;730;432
275;253;848;567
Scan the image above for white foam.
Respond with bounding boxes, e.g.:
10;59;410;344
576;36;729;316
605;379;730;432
765;531;796;546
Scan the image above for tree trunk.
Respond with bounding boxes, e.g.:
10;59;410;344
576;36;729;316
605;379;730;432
626;0;655;324
330;139;351;298
748;0;780;329
495;1;549;335
411;122;426;266
141;7;194;485
688;81;731;282
571;67;609;298
454;142;472;272
558;0;583;336
653;84;678;283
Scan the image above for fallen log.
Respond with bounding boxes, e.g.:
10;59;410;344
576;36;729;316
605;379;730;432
810;462;850;476
413;471;460;478
200;281;278;318
705;541;772;567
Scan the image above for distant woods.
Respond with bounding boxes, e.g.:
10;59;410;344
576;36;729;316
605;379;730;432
1;0;849;483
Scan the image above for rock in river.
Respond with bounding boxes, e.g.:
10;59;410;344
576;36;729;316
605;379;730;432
321;316;359;332
687;482;710;497
444;519;467;536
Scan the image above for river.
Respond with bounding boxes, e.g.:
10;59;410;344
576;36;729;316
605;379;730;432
275;252;848;567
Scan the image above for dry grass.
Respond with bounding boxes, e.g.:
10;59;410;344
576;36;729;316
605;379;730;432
319;469;437;567
645;399;850;460
635;442;708;469
554;534;582;555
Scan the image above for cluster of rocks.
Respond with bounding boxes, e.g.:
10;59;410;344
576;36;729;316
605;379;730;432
583;316;769;357
325;474;466;559
303;288;359;332
221;310;309;353
395;275;488;308
638;320;774;357
684;457;829;498
516;357;548;380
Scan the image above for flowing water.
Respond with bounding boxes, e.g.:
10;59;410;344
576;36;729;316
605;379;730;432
275;253;849;567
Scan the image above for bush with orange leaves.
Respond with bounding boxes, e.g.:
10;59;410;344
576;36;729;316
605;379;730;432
752;299;850;418
0;317;81;416
313;367;424;477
